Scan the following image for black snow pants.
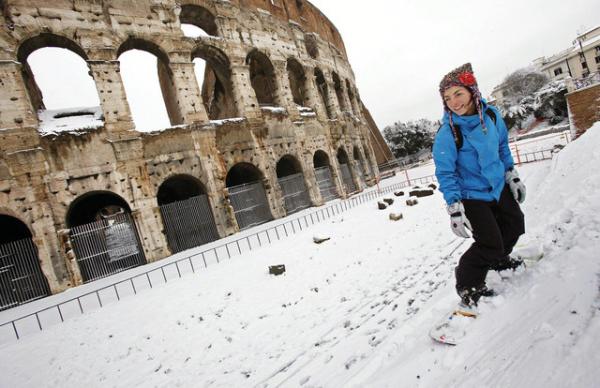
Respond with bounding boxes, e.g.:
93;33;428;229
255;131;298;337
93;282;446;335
455;184;525;290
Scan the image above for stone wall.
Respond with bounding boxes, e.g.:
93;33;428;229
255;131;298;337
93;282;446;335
0;0;388;296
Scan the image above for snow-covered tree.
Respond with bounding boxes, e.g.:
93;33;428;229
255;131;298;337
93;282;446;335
383;119;439;158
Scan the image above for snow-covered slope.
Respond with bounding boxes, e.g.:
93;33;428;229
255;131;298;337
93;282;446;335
0;123;599;388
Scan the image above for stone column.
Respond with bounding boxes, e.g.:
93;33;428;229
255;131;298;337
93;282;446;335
306;68;328;121
323;72;341;119
87;60;136;137
300;150;323;205
166;61;209;124
230;64;262;121
272;60;300;120
0;60;39;133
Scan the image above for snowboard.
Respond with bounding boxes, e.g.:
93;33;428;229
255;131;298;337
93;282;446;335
429;306;477;345
430;245;545;345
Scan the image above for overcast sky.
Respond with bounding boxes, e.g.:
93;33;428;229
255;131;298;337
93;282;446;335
29;0;600;132
309;0;600;128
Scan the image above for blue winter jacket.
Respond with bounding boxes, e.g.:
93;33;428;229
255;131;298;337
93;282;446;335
432;101;514;205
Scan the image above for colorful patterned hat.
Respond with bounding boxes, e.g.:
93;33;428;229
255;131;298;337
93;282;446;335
439;63;486;131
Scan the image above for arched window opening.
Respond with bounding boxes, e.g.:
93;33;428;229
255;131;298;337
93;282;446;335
314;68;332;119
277;155;310;215
179;4;218;37
157;175;219;253
304;33;319;59
332;72;347;112
0;215;51;310
313;150;338;201
226;163;273;229
287;58;308;107
193;46;237;120
118;49;173;132
66;191;132;228
18;34;103;134
276;155;302;178
157;175;205;205
337;147;357;193
66;191;146;283
354;145;370;178
346;79;357;115
246;50;278;107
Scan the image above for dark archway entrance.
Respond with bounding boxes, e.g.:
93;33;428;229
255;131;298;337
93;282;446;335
157;175;219;253
337;147;357;193
0;215;50;310
313;150;338;201
276;155;311;215
226;163;273;229
66;191;146;282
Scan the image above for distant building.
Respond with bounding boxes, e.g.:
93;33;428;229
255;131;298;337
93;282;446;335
491;25;600;104
533;25;600;81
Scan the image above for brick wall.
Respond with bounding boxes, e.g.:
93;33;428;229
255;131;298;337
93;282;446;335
567;84;600;137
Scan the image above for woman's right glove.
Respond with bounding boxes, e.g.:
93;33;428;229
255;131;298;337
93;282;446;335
447;201;472;238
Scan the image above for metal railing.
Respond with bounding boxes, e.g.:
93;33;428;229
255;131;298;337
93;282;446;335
0;175;437;344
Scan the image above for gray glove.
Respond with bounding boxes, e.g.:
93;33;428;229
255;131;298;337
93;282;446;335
505;167;526;204
447;201;472;239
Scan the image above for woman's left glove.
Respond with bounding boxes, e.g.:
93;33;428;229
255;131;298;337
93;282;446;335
505;167;526;204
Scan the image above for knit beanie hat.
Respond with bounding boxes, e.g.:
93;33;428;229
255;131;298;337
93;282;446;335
439;63;486;132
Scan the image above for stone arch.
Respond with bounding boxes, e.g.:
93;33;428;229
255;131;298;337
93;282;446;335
313;149;331;168
66;191;132;228
16;33;95;112
331;71;347;112
157;174;207;205
246;49;278;106
336;146;350;164
277;154;311;214
226;162;273;229
286;58;308;107
314;67;332;118
192;44;237;119
276;154;303;178
117;37;183;128
157;174;219;253
226;162;265;187
179;4;219;36
313;150;338;201
0;214;51;309
65;191;146;283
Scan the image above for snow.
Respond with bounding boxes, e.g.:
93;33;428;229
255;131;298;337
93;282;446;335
1;122;600;387
210;117;246;126
260;106;287;114
37;106;104;136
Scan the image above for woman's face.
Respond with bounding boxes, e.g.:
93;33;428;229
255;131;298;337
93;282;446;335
443;86;476;116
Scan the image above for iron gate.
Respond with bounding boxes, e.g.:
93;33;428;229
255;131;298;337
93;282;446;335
339;163;357;193
228;181;273;230
159;194;220;253
314;166;339;201
69;212;146;283
0;238;50;311
278;173;311;215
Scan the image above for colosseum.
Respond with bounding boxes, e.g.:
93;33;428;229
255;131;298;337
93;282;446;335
0;0;392;309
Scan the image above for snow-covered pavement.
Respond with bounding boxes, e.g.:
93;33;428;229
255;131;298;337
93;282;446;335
0;123;599;388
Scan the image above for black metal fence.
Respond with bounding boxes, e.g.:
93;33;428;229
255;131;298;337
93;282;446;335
160;194;220;253
314;166;338;201
228;181;273;230
0;238;51;311
278;173;311;215
0;175;437;344
69;213;147;283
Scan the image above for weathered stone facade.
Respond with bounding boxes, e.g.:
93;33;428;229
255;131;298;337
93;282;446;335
0;0;386;295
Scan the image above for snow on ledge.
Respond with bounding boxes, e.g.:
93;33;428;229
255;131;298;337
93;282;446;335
210;117;246;126
38;106;104;136
260;106;287;115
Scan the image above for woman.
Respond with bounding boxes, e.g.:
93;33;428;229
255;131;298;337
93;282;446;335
432;63;526;307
